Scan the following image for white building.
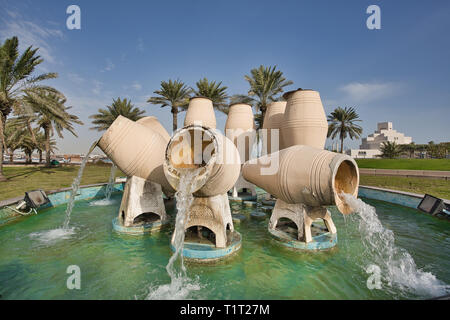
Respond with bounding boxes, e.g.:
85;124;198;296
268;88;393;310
348;122;412;158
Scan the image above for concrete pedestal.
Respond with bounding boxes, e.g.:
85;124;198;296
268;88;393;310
178;193;234;248
229;174;257;201
117;176;167;229
268;199;337;250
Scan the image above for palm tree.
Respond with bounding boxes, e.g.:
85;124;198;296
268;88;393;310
243;65;293;128
24;90;83;166
379;141;402;159
4;118;27;163
19;128;42;164
400;142;416;159
193;78;228;114
327;107;363;153
0;36;58;181
90;97;145;132
147;79;191;132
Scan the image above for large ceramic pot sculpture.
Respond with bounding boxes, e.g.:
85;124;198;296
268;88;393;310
164;125;242;252
281;89;328;149
262;101;286;155
184;97;217;129
244;88;360;250
97;115;173;232
243;145;359;247
225;103;257;200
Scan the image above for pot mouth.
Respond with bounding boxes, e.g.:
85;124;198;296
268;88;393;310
282;88;315;100
164;125;219;192
189;96;213;102
229;102;252;108
332;159;359;214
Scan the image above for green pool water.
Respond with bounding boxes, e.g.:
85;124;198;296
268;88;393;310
0;194;449;300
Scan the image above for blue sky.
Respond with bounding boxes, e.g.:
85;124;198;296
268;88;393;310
1;0;449;154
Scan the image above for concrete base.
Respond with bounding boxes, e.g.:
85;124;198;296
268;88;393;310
172;231;242;262
112;217;168;235
230;174;257;201
269;227;337;251
268;199;337;244
118;176;167;228
178;193;234;249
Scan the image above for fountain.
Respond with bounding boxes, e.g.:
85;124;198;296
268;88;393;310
97;115;173;234
162;97;243;261
243;88;360;250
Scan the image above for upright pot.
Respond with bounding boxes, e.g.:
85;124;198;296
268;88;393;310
97;115;174;194
242;145;359;214
262;101;286;154
281;89;328;149
225;103;256;163
184;97;216;129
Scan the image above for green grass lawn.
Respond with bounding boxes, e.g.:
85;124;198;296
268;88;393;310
360;175;450;200
356;158;450;171
0;164;125;201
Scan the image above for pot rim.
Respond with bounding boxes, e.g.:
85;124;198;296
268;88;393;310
189;96;213;102
282;88;315;100
229;102;253;108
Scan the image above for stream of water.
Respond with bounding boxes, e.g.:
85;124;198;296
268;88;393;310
342;193;450;297
147;169;202;300
30;142;98;244
90;163;117;206
62;141;98;229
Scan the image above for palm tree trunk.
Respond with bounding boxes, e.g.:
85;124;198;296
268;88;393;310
340;137;344;153
26;151;31;164
27;119;38;146
172;108;178;133
260;106;266;129
0;113;7;181
44;126;51;167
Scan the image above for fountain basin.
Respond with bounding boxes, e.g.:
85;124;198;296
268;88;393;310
112;217;168;235
269;225;337;251
171;231;242;262
0;193;449;299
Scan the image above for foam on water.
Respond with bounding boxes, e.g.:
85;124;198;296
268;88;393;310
342;193;450;298
29;227;76;244
146;276;202;300
146;169;201;300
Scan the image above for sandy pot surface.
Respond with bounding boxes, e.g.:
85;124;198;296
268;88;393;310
242;145;359;214
225;103;256;163
281;89;328;149
184;97;216;129
262;101;287;154
136;116;171;142
164;125;241;197
97;115;174;194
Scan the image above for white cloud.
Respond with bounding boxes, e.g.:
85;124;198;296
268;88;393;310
92;80;103;95
131;81;142;91
0;10;63;64
339;82;402;103
67;73;84;84
101;58;115;72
